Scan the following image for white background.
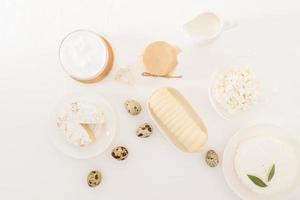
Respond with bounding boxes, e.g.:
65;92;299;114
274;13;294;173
0;0;300;199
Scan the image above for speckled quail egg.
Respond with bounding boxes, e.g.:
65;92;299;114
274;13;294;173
125;100;142;115
136;123;153;138
112;146;128;160
87;170;102;187
205;150;219;167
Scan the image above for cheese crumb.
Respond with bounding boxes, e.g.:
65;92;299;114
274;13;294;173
114;66;136;85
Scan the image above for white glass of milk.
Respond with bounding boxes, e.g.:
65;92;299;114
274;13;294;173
184;11;237;44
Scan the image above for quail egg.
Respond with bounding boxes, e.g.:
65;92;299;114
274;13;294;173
136;123;153;138
205;150;219;167
112;146;128;160
87;170;102;187
125;100;142;115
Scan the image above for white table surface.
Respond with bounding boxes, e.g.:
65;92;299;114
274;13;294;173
1;0;300;199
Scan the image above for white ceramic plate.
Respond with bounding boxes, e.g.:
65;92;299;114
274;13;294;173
51;93;117;159
223;124;300;200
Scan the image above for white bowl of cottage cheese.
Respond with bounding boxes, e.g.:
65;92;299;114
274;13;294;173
209;56;264;120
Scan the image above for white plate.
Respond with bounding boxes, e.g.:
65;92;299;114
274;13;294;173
223;124;300;200
51;93;117;159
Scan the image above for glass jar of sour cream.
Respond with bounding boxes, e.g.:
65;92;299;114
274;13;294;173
59;29;113;83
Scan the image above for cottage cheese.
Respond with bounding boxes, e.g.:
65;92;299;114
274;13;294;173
212;67;260;114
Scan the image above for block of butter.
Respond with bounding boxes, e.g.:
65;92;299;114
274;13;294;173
148;87;208;153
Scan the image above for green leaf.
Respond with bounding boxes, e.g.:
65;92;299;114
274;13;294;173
247;175;268;187
268;164;275;182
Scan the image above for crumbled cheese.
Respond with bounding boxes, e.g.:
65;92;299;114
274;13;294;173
212;67;260;114
114;66;136;85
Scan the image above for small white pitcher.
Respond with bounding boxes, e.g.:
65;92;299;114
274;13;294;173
184;11;237;44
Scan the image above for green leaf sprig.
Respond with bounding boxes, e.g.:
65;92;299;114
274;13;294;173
268;164;275;182
247;175;268;187
247;164;275;188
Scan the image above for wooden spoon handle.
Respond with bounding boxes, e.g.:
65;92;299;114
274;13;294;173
142;72;182;79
